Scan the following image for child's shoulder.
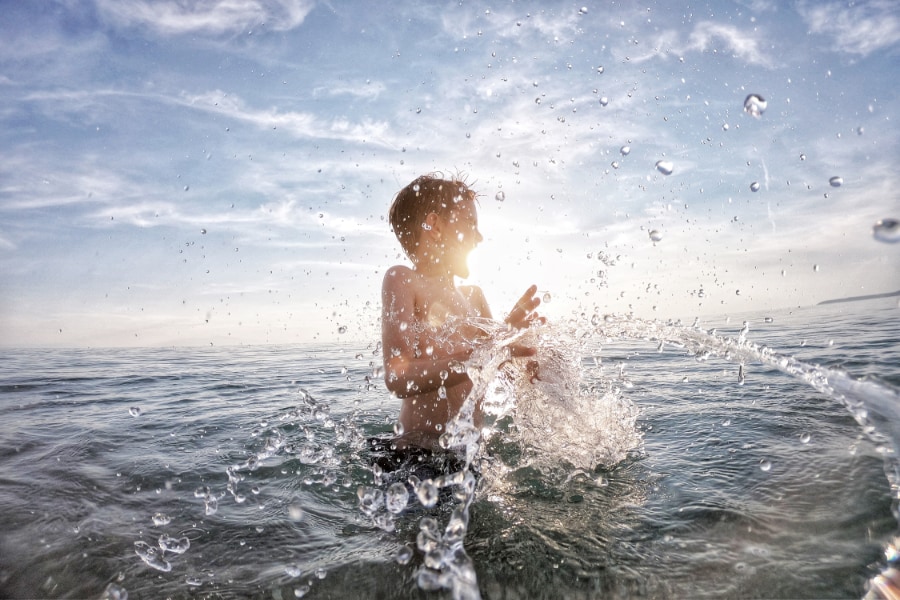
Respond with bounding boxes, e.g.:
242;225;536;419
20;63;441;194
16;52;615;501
457;284;484;297
383;264;419;291
458;285;491;318
384;264;415;280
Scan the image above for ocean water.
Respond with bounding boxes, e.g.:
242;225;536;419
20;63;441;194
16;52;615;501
1;298;899;599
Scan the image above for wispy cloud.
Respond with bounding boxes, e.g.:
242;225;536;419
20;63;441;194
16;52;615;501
0;233;16;251
16;85;400;148
799;0;900;56
687;22;774;67
0;154;129;211
94;0;315;36
313;80;386;100
620;21;774;67
179;89;398;147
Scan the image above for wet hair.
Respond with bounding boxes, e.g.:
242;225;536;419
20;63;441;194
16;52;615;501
388;172;476;258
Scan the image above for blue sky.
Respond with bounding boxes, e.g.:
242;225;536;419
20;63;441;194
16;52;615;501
1;0;898;347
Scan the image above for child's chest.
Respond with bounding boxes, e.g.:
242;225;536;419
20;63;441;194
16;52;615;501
413;284;478;329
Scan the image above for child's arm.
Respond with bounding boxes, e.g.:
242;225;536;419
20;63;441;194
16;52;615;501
381;268;475;398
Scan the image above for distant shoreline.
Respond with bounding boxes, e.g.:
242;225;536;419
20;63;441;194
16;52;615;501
818;290;900;306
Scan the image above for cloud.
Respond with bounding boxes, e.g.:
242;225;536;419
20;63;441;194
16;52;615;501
687;22;773;67
617;20;773;67
15;85;399;149
0;153;130;211
179;89;398;147
94;0;315;36
313;80;386;100
0;233;16;251
799;0;900;56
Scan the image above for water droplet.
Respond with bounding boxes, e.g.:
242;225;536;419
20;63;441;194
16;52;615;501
743;94;767;117
288;501;304;521
579;6;588;15
129;406;142;417
750;181;760;192
620;145;630;155
599;96;609;106
534;97;541;105
152;513;171;526
158;534;190;554
655;160;673;175
596;65;604;73
759;458;772;472
134;541;172;572
495;190;505;202
385;482;409;514
799;153;806;161
722;123;730;131
337;326;347;334
800;432;811;444
204;495;218;515
101;583;128;600
357;486;384;516
395;545;414;565
829;176;843;187
873;218;900;243
813;264;819;272
648;229;663;242
542;292;552;303
415;479;439;507
200;228;207;235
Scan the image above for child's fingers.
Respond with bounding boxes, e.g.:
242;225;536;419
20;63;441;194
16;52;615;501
509;344;536;358
507;285;540;324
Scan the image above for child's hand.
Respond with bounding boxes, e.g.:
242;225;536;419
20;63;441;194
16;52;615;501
505;284;545;329
502;345;541;383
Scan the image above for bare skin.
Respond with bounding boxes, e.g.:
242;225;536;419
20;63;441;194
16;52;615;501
381;197;542;450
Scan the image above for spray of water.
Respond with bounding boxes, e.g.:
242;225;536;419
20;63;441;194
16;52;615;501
205;314;900;599
403;314;900;599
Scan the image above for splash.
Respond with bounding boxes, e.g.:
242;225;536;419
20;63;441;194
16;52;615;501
585;314;900;599
366;314;900;598
193;314;899;599
593;314;899;449
347;319;644;599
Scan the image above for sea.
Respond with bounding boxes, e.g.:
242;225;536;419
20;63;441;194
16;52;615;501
1;297;899;600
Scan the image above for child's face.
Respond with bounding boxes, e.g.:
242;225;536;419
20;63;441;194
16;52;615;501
438;198;482;279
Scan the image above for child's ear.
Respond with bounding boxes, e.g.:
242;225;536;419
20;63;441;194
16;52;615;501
424;213;441;239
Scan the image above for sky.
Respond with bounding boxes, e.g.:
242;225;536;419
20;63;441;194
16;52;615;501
0;0;898;348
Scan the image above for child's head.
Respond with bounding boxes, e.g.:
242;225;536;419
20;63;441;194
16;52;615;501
389;173;477;260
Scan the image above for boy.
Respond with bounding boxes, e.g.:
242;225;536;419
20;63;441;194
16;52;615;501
381;173;542;451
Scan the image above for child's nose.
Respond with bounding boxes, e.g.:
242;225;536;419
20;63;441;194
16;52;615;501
475;229;483;244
